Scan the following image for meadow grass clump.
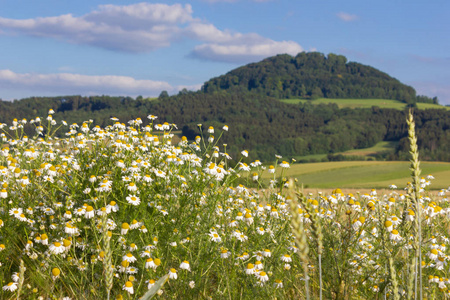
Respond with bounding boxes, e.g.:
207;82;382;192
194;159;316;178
0;111;448;299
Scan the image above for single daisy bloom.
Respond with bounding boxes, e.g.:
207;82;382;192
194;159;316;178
221;249;231;259
3;282;18;292
127;182;138;192
49;242;65;255
257;271;269;282
209;232;222;243
429;249;439;260
147;279;156;289
126;195;141;206
180;260;191;271
281;254;292;262
263;249;272;258
279;161;290;168
145;258;156;269
52;268;61;280
126;267;138;274
245;263;255;275
9;208;22;218
123;253;137;263
389;215;401;226
406;209;415;221
274;279;283;288
270;208;279;218
390;229;402;242
169;268;178;279
16;213;27;222
122;281;134;294
85;206;95;219
384;220;393;232
254;261;263;270
121;223;130;235
244;213;253;225
129;243;138;251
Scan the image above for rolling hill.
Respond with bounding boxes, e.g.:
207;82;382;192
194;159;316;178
201;52;417;103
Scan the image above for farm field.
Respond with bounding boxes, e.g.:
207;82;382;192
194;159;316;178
262;161;450;189
293;141;397;162
280;98;450;110
338;141;397;156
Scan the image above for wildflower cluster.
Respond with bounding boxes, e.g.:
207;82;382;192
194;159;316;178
0;111;448;299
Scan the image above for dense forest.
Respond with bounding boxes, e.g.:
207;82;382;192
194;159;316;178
202;52;419;103
0;92;448;162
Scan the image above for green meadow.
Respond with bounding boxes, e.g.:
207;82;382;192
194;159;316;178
293;141;398;162
262;161;450;189
280;98;449;110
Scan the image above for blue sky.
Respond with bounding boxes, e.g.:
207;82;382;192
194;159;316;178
0;0;449;104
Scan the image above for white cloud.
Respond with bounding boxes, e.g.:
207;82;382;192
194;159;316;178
0;3;303;63
336;12;359;22
187;21;302;63
0;3;193;52
191;40;303;63
0;70;173;97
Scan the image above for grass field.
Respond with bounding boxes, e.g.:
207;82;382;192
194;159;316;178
293;141;397;161
339;141;397;156
261;161;450;189
280;98;450;110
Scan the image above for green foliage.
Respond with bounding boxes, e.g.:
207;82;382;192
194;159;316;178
201;52;417;103
0;92;449;162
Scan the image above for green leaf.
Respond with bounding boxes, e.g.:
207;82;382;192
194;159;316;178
139;274;169;300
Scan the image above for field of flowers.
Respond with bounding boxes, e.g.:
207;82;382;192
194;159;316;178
0;110;448;299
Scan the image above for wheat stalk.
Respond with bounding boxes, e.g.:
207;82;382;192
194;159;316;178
16;259;25;300
288;179;310;300
101;212;114;300
407;109;422;299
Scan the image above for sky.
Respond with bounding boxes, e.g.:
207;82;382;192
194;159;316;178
0;0;449;104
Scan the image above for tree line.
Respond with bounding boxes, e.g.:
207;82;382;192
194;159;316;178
0;92;448;162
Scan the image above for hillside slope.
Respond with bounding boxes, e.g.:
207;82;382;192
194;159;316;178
201;52;417;103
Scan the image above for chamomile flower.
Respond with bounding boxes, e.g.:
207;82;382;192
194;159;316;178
274;279;284;288
123;253;137;263
390;229;402;242
84;206;95;219
126;195;141;206
49;241;65;255
169;268;178;279
263;249;272;258
122;281;134;294
2;282;18;292
180;260;191;271
246;263;255;275
384;220;393;232
279;161;290;168
52;268;61;280
220;249;231;259
281;254;292;262
121;223;130;235
257;271;269;282
209;231;222;243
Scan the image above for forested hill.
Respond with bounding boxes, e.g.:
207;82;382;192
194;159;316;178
201;52;417;103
